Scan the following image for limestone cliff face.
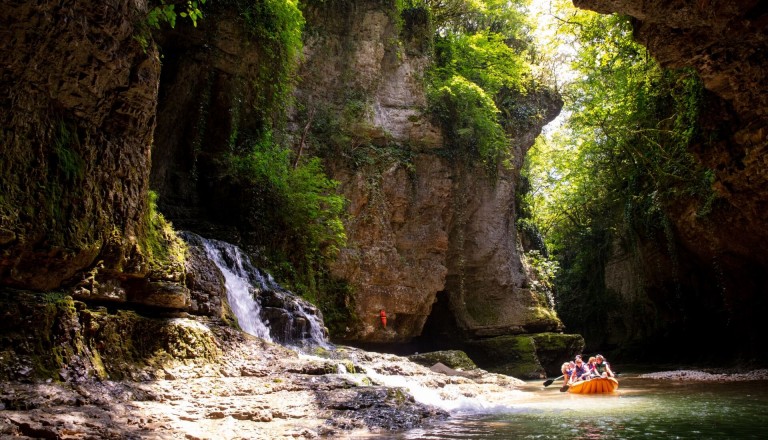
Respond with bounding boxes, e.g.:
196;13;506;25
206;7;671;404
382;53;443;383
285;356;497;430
296;3;449;343
575;0;768;359
442;88;563;341
296;2;563;344
0;0;160;290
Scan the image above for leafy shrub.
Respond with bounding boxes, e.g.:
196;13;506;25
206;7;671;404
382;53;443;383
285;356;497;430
225;132;347;296
428;75;507;169
146;0;207;29
422;0;532;172
236;0;305;118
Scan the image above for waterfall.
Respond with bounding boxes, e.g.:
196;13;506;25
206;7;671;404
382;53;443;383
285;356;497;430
183;232;330;349
196;234;273;341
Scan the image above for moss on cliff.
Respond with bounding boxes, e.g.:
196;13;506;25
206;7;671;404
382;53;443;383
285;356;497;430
0;291;221;382
1;117;100;251
0;291;88;380
140;191;188;279
89;309;220;379
463;332;582;378
408;350;477;370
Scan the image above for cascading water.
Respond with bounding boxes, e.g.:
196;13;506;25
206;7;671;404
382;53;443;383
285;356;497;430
182;232;330;349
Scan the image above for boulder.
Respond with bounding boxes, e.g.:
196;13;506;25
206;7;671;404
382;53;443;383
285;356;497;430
407;350;477;371
464;335;545;379
464;333;584;379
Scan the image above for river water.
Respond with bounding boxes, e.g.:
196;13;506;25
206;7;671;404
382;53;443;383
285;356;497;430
184;233;767;438
384;374;768;439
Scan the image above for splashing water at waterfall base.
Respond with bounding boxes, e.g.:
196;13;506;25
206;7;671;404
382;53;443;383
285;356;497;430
182;232;330;349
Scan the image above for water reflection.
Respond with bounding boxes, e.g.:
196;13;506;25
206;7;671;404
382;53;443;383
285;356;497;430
385;375;768;439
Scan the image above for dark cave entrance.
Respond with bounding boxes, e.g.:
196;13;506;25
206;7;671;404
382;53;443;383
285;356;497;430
346;290;466;356
411;290;465;353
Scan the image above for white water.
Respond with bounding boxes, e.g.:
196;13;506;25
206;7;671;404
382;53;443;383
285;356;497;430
192;233;330;349
199;237;273;341
362;367;529;414
293;299;332;349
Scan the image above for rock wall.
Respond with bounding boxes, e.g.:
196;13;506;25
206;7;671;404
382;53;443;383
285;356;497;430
296;2;452;343
442;89;563;341
575;0;768;360
0;0;159;290
296;2;564;344
149;7;270;230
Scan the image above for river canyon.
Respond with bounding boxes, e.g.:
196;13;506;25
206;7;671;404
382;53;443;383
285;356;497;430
2;0;768;438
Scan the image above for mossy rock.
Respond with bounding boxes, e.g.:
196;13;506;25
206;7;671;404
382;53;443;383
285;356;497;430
464;335;545;379
0;290;221;382
83;310;221;380
407;350;477;371
0;290;84;381
531;332;585;376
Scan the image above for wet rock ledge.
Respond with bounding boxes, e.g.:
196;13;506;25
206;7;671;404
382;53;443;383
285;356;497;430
0;292;525;439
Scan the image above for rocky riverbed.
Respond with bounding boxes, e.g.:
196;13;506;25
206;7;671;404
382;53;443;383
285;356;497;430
0;317;526;439
638;369;768;382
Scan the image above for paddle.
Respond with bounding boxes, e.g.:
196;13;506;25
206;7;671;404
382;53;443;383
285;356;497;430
543;375;564;387
561;375;587;392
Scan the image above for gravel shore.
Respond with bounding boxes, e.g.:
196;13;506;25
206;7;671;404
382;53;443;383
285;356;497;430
639;369;768;382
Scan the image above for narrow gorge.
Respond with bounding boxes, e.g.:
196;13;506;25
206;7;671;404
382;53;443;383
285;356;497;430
2;0;767;438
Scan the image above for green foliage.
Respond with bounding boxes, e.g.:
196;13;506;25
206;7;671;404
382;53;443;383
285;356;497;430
428;75;507;169
142;191;188;274
225;131;347;297
304;97;414;174
434;31;528;95
285;158;347;259
147;2;178;29
417;0;530;37
420;0;533;171
147;0;207;29
525;249;558;307
179;1;205;25
231;0;305;120
523;7;717;340
531;13;713;251
138;1;208;50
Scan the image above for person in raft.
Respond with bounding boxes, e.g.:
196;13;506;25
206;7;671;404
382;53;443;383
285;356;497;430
561;361;575;385
594;354;615;378
586;356;598;377
570;355;591;382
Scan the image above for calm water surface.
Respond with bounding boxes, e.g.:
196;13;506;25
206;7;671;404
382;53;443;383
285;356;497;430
390;374;768;439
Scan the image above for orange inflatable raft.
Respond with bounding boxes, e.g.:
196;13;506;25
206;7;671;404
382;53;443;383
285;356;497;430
568;377;619;394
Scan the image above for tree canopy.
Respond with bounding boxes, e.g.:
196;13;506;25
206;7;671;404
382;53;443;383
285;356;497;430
420;0;534;171
522;2;715;341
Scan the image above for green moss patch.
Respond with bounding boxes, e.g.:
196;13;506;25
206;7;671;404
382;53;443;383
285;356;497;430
0;291;220;382
464;335;545;379
531;332;585;376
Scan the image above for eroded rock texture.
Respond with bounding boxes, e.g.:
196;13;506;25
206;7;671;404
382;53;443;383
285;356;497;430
0;0;159;290
297;2;563;344
575;0;768;360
